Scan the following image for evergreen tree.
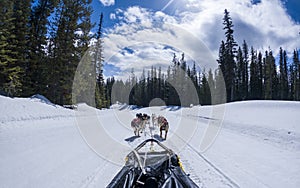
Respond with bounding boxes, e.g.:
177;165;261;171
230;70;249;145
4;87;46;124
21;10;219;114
257;51;263;99
219;9;237;102
0;0;20;96
94;13;106;108
129;68;137;105
139;69;147;106
235;47;243;100
290;50;300;100
263;50;278;99
278;47;289;99
242;40;249;99
48;0;93;105
187;66;191;78
200;71;211;105
12;0;31;95
249;47;260;99
158;66;162;99
105;77;115;106
27;0;59;96
77;0;94;58
164;66;171;104
0;0;31;96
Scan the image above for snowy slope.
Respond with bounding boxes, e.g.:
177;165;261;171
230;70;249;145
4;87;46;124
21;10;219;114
0;95;300;187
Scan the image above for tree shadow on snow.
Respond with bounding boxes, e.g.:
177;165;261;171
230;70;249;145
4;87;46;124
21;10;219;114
125;135;140;142
118;104;141;111
160;106;181;111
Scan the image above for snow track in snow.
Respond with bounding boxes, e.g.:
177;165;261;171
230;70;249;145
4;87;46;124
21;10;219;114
80;160;111;188
166;132;240;188
136;118;239;188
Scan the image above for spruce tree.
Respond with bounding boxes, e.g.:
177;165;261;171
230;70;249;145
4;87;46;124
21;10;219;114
191;62;198;85
48;0;93;104
279;47;289;99
0;0;22;96
249;47;260;99
11;0;31;95
264;50;278;99
164;66;171;104
257;51;263;99
291;50;300;100
236;47;243;100
27;0;59;96
200;71;211;105
219;9;237;102
242;40;249;99
94;13;106;108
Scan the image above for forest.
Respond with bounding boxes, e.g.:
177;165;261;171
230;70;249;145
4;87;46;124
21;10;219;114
0;1;299;108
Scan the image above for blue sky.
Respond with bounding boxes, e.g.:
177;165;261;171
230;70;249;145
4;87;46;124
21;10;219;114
90;0;300;79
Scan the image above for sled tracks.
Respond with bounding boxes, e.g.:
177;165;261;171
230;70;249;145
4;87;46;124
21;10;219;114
80;160;112;188
168;132;240;188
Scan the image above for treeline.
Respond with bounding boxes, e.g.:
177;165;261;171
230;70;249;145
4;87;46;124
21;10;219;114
217;9;300;102
0;0;100;105
107;9;300;107
107;54;212;107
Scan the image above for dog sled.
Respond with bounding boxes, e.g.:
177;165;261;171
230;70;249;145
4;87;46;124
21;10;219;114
107;139;199;188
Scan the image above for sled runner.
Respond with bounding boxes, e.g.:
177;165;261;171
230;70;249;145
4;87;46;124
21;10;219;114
107;139;199;188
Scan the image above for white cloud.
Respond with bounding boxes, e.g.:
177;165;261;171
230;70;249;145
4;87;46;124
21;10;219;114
110;13;116;20
103;0;300;80
99;0;114;6
180;0;300;54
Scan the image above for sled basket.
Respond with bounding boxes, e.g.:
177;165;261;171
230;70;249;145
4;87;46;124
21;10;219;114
107;139;199;188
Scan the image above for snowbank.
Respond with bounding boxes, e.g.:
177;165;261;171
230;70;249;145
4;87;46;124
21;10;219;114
0;95;73;124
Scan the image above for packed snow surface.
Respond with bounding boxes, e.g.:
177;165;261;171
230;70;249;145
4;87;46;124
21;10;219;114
0;95;300;187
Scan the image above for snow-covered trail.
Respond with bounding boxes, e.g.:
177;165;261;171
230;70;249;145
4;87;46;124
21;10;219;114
0;118;105;187
72;105;239;188
1;96;300;187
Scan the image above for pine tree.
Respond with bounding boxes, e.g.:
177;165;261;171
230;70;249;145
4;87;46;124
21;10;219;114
27;0;59;96
11;0;32;95
249;47;260;99
77;0;94;58
242;40;249;99
0;0;31;96
48;0;93;104
257;51;263;99
158;66;162;99
94;13;106;108
164;66;171;104
219;9;237;102
278;47;289;99
0;0;22;96
139;69;146;106
235;46;243;100
191;62;198;85
264;50;278;99
187;66;191;78
291;50;300;100
200;71;211;105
